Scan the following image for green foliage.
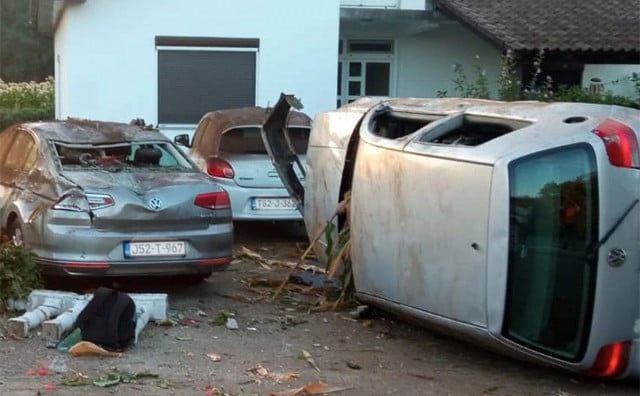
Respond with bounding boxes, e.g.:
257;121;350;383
0;0;54;82
450;55;490;99
442;50;639;108
0;77;55;130
0;243;44;311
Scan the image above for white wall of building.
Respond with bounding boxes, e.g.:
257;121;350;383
341;20;502;99
396;22;501;98
55;0;340;138
582;64;639;99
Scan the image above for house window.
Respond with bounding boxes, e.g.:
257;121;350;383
156;36;258;124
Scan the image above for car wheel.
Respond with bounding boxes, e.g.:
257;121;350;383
8;220;25;247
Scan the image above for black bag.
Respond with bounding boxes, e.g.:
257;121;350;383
75;287;136;351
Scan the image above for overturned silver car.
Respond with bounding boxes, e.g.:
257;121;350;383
0;119;233;279
264;94;640;378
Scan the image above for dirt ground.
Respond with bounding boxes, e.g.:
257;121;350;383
0;222;638;396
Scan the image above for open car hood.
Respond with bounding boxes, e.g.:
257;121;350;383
261;93;307;211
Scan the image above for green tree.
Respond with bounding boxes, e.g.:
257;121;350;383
0;0;54;82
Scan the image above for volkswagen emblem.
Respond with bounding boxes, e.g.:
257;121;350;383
147;197;164;211
607;248;627;267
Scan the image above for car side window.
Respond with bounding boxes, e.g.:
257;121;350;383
4;130;36;173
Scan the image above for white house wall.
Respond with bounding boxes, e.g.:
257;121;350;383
582;64;640;99
55;0;339;138
341;20;502;99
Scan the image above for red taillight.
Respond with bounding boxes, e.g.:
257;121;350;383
86;193;115;210
206;158;234;178
587;341;631;378
194;191;230;210
593;118;640;168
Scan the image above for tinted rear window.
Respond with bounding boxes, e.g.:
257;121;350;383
504;145;598;361
219;127;310;155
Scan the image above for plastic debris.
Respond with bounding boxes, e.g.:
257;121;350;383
225;317;239;330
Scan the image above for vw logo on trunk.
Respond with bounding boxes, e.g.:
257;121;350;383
607;248;626;267
147;197;164;211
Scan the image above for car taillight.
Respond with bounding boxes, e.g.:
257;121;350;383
86;193;115;210
587;341;631;378
593;118;640;168
194;191;230;210
206;158;234;178
52;192;91;212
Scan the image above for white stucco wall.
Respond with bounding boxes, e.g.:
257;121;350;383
55;0;340;138
341;20;502;99
396;22;501;98
582;64;640;99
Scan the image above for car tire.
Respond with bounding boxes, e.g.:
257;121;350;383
8;219;25;247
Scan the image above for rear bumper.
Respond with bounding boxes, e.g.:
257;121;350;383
36;256;230;277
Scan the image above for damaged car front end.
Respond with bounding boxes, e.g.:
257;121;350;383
263;94;640;379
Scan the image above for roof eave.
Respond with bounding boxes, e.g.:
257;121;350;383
30;0;85;36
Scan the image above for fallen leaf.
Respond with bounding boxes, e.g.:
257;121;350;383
93;373;121;387
43;383;56;391
246;364;298;383
301;349;320;372
269;381;355;396
69;341;122;357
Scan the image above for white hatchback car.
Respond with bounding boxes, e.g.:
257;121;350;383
264;94;640;379
175;105;310;223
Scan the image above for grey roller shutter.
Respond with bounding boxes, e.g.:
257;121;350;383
158;50;256;124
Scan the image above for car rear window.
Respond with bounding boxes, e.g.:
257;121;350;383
504;144;598;361
219;127;310;155
54;142;196;171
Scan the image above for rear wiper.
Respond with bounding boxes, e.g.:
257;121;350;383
587;199;638;260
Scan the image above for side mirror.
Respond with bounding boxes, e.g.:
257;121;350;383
174;134;191;147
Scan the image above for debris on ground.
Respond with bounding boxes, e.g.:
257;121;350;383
69;341;123;357
301;349;320;372
246;364;298;384
268;381;355;396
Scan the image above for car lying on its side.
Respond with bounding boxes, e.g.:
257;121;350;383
0;118;233;280
264;94;640;379
174;105;310;224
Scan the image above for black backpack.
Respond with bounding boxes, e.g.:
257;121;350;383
75;287;136;351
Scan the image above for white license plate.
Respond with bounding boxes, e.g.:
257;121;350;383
252;198;297;210
124;241;186;258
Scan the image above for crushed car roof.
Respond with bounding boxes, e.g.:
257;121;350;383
199;106;311;133
19;118;166;144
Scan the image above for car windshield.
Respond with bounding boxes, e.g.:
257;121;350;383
54;141;196;172
219;126;310;155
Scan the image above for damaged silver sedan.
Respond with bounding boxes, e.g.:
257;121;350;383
264;94;640;379
0;119;233;279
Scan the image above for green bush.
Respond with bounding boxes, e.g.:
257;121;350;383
0;77;54;130
0;243;43;312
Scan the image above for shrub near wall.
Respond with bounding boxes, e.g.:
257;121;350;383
0;77;54;131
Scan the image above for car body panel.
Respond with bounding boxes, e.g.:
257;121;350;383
0;119;233;278
264;95;640;379
186;103;310;221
